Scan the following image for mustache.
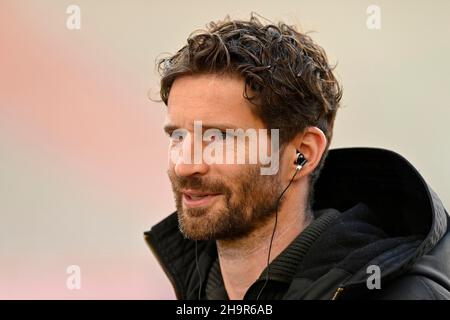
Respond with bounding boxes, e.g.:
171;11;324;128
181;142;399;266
168;171;230;194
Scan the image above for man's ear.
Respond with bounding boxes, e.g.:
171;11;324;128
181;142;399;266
292;127;327;178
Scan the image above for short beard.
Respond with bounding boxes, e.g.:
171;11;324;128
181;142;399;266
168;166;282;241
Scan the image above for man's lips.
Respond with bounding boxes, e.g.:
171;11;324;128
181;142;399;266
181;189;222;208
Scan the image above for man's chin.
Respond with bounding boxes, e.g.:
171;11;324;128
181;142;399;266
181;206;209;218
177;213;253;241
178;222;215;241
177;209;210;240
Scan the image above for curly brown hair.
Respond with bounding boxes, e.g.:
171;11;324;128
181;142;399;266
157;14;342;205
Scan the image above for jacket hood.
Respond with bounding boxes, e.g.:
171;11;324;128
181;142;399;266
313;148;447;248
145;147;449;299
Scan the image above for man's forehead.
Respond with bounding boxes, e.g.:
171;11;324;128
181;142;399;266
165;74;263;130
167;75;245;111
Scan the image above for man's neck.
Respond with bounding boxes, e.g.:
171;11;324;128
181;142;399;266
216;193;310;300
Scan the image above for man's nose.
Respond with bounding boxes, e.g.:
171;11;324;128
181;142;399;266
174;137;209;177
175;161;209;177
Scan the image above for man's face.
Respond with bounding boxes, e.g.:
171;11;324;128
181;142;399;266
165;74;283;241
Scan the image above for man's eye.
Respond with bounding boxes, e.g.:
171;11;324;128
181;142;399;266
221;131;235;140
210;131;233;141
169;130;187;142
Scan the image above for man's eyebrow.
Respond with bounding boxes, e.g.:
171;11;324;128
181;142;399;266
163;123;240;134
163;124;179;134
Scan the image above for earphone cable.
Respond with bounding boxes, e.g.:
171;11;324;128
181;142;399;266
195;240;202;300
256;167;300;300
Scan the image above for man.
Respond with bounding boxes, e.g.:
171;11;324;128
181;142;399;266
144;15;450;300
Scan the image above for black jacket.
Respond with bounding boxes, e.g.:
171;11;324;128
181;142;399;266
144;148;450;300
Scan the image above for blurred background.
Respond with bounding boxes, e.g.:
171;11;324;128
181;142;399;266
0;0;449;299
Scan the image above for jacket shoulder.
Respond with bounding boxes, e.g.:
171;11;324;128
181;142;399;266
369;275;450;300
370;228;450;300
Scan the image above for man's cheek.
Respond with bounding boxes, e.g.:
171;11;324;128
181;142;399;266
168;144;180;167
